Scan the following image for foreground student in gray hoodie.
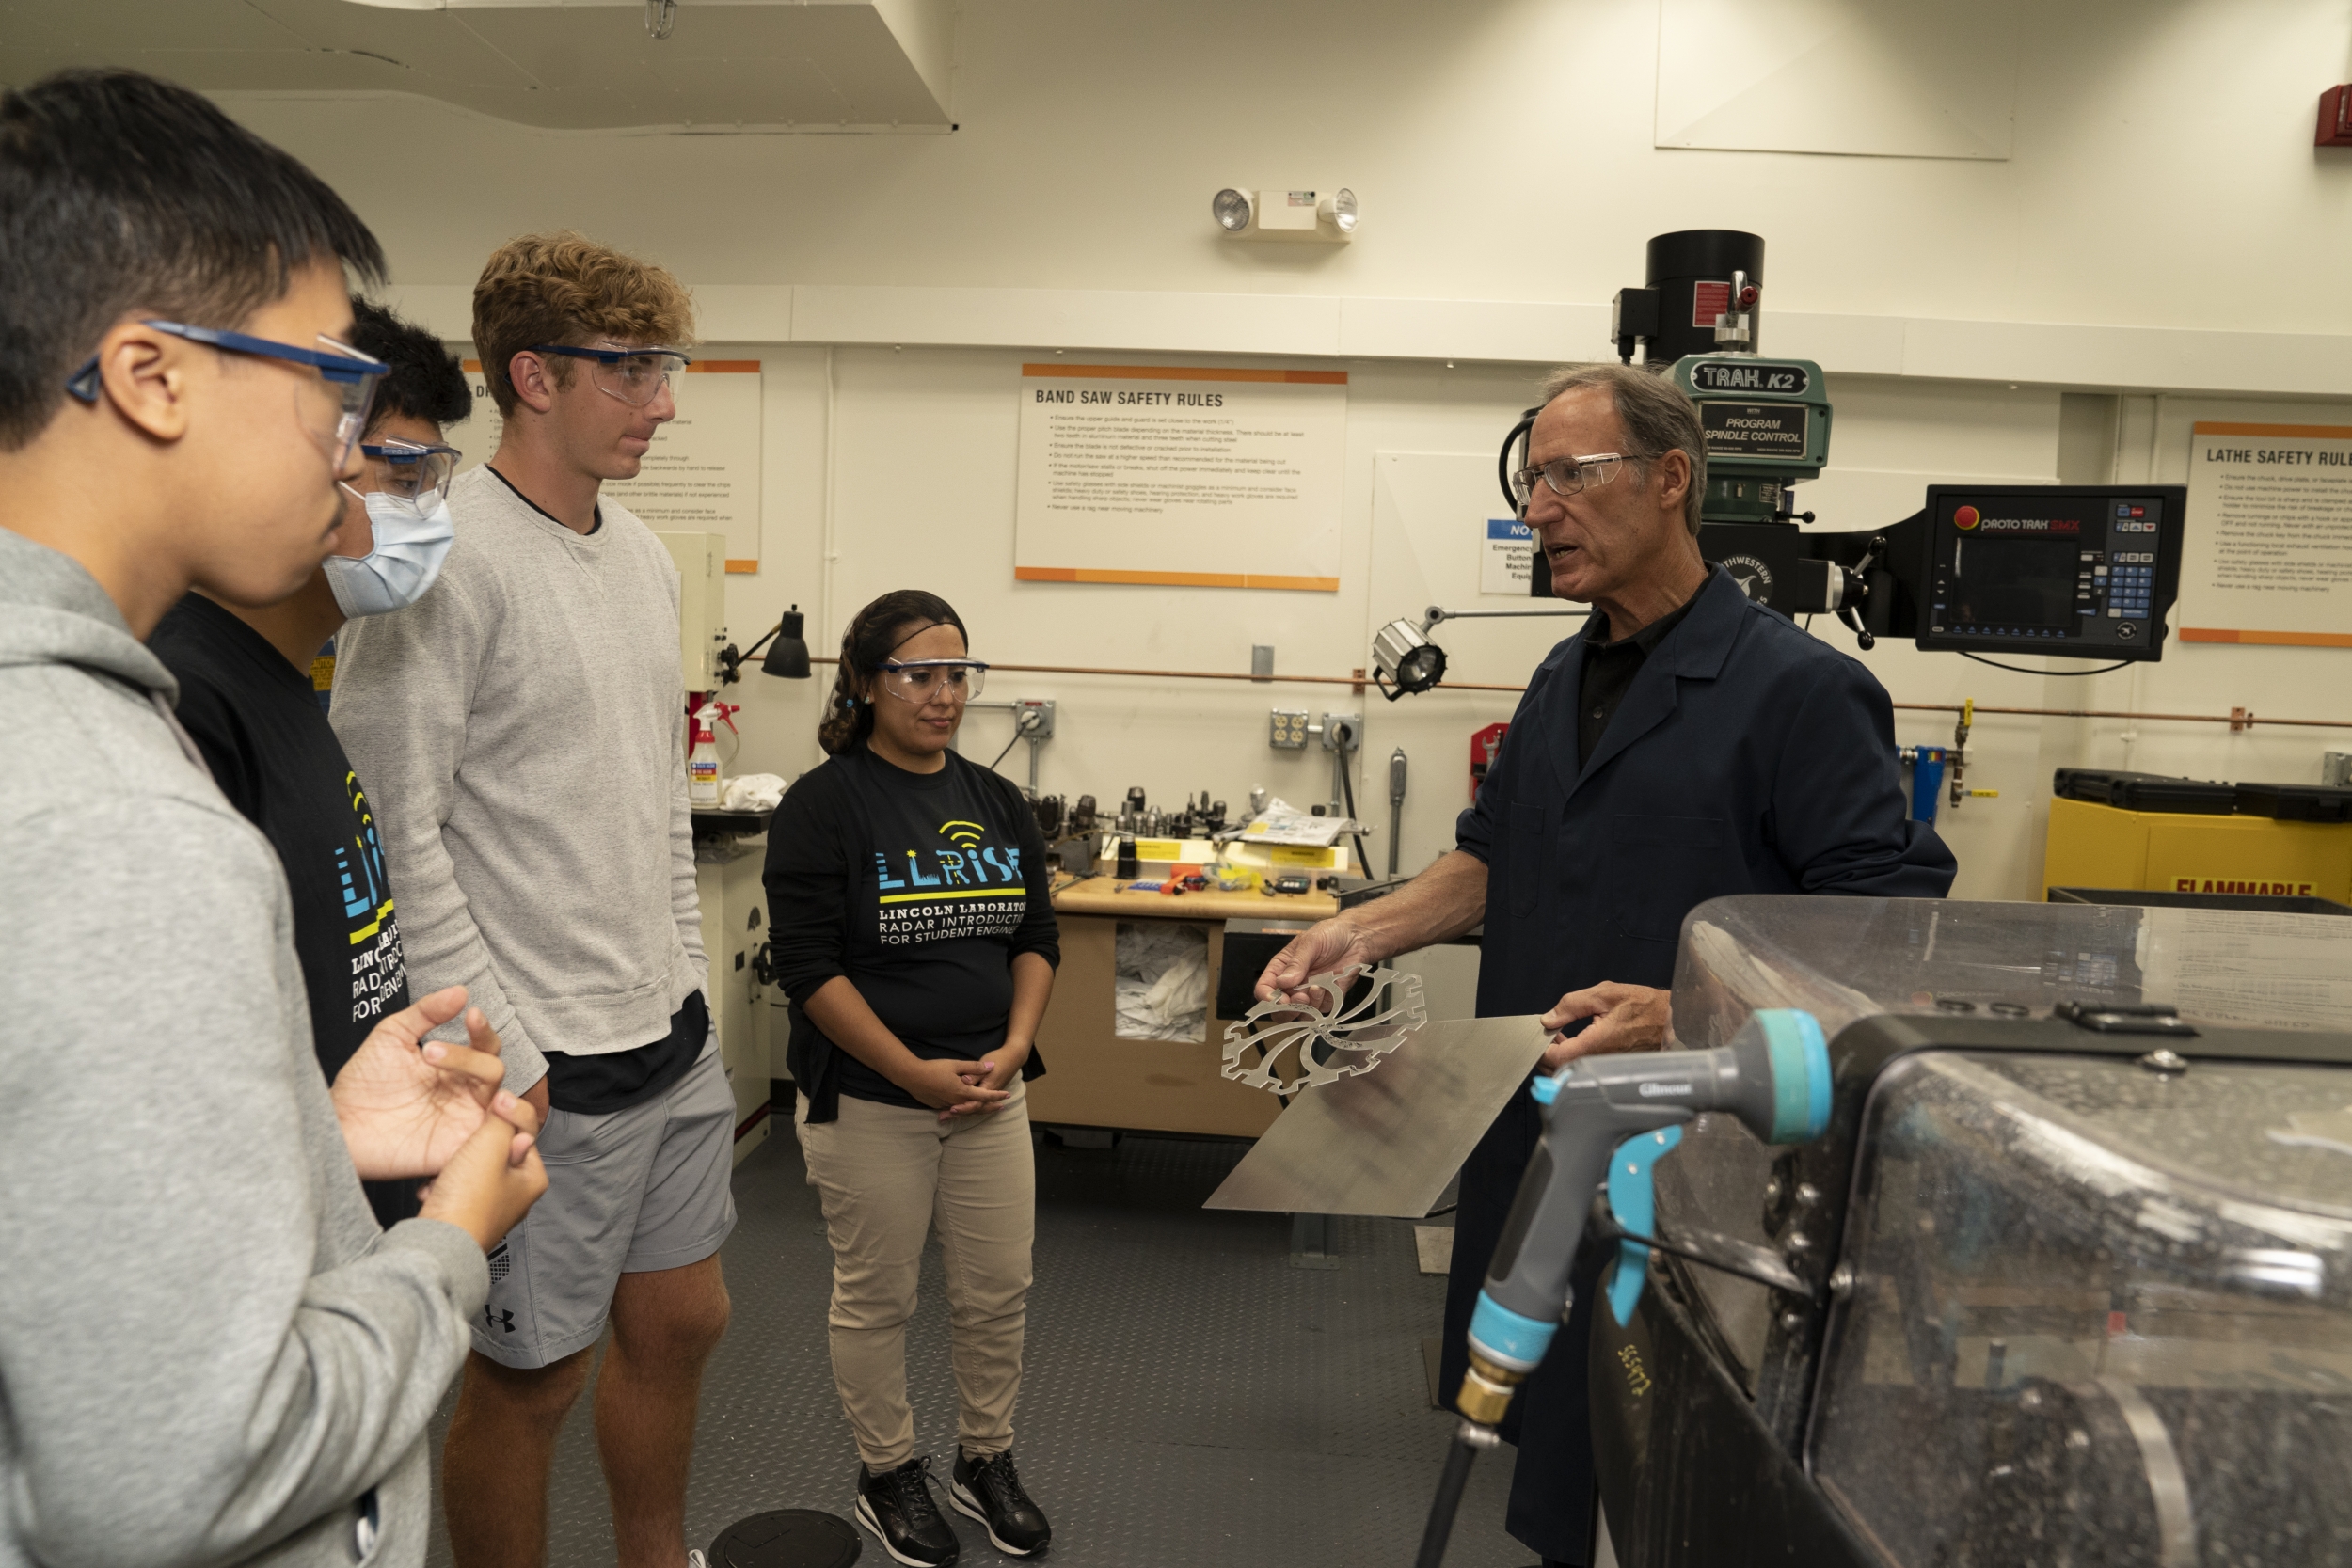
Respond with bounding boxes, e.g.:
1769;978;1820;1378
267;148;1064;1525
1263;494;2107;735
0;70;548;1568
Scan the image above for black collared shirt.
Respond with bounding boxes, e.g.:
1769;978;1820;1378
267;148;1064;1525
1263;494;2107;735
1577;589;1702;769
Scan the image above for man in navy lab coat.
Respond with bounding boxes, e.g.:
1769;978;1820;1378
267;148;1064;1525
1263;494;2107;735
1256;362;1955;1566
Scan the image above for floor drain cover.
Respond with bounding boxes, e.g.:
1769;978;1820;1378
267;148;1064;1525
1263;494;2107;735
708;1510;860;1568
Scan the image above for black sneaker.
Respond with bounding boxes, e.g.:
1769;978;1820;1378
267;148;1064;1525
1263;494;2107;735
949;1449;1052;1556
855;1456;961;1567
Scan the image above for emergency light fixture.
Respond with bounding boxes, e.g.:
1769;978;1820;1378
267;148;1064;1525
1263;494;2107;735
1213;186;1357;243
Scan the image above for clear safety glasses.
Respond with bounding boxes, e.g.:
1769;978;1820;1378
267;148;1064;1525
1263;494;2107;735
530;343;691;406
65;320;386;471
878;659;989;705
360;438;462;512
1509;451;1639;508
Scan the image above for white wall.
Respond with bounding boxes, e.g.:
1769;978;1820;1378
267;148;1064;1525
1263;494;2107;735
221;0;2352;331
202;0;2352;905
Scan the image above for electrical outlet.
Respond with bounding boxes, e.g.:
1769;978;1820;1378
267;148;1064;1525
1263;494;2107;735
1320;712;1363;753
1269;709;1310;749
1018;698;1056;740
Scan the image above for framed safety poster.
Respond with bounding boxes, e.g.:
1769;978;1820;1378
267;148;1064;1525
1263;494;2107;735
459;357;764;573
2180;420;2352;647
1013;363;1346;591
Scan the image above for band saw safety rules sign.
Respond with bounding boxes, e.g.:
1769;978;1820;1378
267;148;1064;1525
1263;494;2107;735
1015;364;1346;591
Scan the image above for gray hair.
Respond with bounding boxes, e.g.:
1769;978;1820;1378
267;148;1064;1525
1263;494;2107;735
1536;362;1707;537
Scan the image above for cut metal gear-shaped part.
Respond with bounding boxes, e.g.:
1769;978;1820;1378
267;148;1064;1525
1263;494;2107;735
1221;965;1428;1095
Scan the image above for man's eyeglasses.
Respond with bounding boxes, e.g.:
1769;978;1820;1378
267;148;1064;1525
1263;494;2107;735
66;320;387;470
878;660;988;704
530;343;691;407
1508;451;1642;508
360;438;462;512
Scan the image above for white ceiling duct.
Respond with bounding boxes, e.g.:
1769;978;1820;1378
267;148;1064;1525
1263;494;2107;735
0;0;953;132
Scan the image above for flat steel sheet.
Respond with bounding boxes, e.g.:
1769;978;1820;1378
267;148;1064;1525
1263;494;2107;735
1203;1013;1550;1218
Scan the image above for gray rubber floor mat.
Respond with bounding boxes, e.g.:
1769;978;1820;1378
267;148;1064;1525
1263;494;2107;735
421;1124;1533;1567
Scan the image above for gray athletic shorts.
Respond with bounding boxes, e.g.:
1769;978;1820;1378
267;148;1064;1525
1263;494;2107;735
472;1038;739;1368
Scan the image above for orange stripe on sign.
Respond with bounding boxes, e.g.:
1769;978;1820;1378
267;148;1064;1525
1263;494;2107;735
724;560;759;574
1015;566;1340;592
463;359;481;372
2192;420;2352;439
1020;363;1347;385
2181;627;2352;647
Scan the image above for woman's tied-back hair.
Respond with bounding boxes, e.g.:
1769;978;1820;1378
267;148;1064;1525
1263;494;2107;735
471;230;695;418
818;591;970;757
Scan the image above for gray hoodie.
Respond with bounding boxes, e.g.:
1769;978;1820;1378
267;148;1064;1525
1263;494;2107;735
0;528;487;1568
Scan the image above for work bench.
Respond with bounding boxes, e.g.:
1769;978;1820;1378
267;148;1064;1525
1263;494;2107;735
1025;868;1345;1137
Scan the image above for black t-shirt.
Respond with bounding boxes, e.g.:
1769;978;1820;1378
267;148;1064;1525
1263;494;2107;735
150;594;418;1225
1577;583;1703;768
764;743;1058;1119
543;989;708;1117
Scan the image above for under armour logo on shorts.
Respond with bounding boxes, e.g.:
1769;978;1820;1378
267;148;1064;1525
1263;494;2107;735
485;1307;516;1333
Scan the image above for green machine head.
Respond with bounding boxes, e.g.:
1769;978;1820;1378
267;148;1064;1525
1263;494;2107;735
1669;353;1834;526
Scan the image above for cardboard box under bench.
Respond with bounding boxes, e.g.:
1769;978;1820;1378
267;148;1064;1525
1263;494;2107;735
1025;912;1282;1138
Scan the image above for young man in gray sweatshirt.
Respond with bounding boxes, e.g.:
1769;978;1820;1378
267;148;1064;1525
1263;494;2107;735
0;70;548;1568
332;232;734;1568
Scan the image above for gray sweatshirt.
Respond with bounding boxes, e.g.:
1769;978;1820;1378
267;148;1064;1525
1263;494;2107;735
332;467;706;1085
0;528;488;1568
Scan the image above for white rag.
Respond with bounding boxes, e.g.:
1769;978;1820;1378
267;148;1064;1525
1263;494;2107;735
722;772;789;812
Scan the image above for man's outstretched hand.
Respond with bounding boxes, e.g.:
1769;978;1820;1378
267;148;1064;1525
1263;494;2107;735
333;986;534;1180
1253;916;1379;1006
1539;982;1671;1069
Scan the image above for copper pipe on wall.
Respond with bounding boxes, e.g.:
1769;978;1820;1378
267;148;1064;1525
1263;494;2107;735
806;656;2352;728
809;655;1525;693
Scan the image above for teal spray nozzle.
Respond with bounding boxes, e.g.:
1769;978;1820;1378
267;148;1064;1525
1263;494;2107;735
1454;1008;1830;1425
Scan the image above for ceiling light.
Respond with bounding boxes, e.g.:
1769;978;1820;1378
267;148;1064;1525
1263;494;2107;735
1212;187;1254;233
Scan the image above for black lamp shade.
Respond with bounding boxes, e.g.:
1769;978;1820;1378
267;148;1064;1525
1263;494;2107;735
761;606;811;679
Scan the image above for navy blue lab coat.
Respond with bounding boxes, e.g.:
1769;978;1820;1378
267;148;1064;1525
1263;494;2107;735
1438;566;1955;1563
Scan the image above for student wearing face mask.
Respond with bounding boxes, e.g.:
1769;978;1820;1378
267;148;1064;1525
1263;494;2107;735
148;297;482;1227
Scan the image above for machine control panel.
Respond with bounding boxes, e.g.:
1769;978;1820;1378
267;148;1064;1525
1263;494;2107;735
1916;485;2187;662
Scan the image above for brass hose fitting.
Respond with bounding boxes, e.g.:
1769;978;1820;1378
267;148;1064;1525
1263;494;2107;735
1454;1345;1526;1426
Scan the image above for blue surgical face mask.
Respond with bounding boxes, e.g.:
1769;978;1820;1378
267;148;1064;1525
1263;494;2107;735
324;483;455;618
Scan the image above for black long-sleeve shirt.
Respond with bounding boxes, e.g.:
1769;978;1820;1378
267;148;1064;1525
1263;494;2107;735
148;593;420;1225
764;742;1057;1120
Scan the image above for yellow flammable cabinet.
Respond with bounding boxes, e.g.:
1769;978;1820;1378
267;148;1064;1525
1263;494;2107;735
2042;770;2352;902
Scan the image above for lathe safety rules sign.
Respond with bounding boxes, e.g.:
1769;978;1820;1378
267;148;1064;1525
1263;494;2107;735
1014;363;1346;591
2182;421;2352;648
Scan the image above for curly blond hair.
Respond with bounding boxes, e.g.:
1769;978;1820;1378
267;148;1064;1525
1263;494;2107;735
471;230;694;416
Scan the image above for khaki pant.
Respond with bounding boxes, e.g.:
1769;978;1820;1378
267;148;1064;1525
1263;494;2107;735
795;1080;1034;1468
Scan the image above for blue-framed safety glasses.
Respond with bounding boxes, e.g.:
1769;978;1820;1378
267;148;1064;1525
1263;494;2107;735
878;659;989;704
360;438;462;512
528;343;691;406
65;320;387;470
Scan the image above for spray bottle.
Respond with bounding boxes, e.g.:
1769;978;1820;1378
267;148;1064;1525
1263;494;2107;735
687;697;739;809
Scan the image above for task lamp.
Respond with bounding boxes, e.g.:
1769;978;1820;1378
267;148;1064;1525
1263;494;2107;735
1371;618;1447;701
716;604;812;685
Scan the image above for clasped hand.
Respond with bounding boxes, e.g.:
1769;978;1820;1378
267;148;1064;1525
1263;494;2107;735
902;1043;1027;1124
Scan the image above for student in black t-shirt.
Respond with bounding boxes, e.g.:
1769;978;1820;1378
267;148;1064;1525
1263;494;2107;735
766;590;1059;1566
149;299;496;1227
